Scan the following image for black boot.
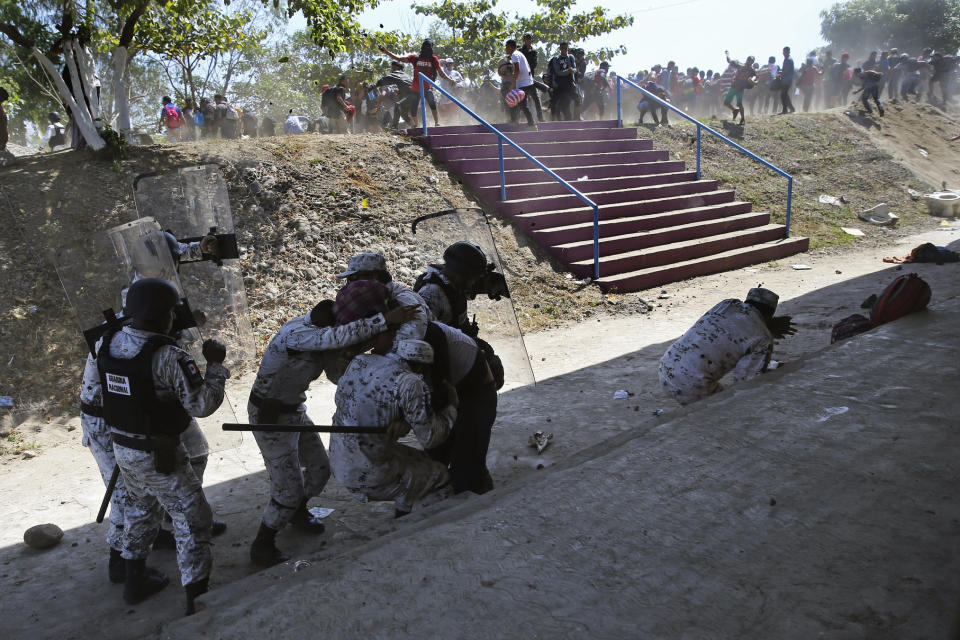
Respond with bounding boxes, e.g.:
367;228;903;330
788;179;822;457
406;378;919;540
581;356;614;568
109;548;125;584
123;558;169;605
290;502;325;534
211;520;227;537
152;528;176;550
184;577;209;616
249;522;289;567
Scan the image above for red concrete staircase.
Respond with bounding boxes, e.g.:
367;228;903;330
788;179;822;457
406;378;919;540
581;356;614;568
416;119;808;292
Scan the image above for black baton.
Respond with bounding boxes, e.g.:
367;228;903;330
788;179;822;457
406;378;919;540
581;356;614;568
223;423;389;434
97;465;120;524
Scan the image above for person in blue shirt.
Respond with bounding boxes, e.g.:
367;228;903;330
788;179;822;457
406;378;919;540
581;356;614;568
778;46;796;114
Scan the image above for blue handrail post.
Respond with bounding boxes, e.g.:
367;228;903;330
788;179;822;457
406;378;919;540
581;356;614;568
498;138;506;201
415;74;600;281
419;73;428;136
616;78;622;128
592;205;600;280
785;177;793;237
696;124;702;180
615;75;794;238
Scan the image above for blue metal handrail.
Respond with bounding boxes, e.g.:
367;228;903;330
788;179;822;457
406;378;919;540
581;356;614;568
417;73;601;279
616;76;793;236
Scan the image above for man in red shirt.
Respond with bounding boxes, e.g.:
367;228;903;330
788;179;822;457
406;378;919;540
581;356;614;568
379;40;456;127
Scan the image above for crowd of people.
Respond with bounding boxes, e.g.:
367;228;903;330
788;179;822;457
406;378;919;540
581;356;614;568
14;36;958;152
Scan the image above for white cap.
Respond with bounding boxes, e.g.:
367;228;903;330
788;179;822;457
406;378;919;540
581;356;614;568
396;339;434;364
335;252;388;278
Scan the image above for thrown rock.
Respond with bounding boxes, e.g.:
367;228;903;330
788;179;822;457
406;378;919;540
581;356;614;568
527;431;553;454
24;523;63;550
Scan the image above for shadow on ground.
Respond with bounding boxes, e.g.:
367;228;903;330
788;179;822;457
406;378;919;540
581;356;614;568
1;243;959;639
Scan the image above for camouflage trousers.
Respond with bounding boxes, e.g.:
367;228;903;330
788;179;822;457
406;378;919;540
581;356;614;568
350;445;452;514
84;415;209;549
81;414;126;550
658;361;722;406
113;439;213;586
249;404;331;530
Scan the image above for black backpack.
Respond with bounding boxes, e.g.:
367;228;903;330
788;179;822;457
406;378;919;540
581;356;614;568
49;125;66;149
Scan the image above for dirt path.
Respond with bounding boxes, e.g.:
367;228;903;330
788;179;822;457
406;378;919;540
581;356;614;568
1;224;958;639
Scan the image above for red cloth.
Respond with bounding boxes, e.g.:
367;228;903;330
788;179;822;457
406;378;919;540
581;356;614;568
334;280;389;324
406;54;442;90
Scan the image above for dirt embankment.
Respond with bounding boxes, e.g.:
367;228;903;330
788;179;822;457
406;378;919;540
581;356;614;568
0;133;648;444
636;99;957;249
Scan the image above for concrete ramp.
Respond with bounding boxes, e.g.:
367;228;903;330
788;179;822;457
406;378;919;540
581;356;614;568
161;299;960;639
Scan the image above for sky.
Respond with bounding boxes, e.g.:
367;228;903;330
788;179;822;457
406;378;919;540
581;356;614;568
334;0;835;73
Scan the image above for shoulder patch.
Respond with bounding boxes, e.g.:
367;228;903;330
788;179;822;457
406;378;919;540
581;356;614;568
179;357;204;387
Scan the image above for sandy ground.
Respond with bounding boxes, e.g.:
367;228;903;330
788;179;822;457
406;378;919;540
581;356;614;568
1;223;958;639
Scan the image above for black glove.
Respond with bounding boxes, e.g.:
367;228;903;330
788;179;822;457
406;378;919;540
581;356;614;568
768;315;797;339
482;271;510;301
202;339;227;364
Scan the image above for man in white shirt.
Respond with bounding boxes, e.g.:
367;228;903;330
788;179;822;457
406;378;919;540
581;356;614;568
504;39;536;126
439;58;464;124
284;110;312;135
39;112;69;151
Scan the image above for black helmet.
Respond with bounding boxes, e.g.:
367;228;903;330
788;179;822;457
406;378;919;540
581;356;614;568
125;278;180;321
443;242;487;276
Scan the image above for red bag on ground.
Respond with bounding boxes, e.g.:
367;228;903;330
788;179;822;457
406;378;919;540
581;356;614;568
869;273;931;327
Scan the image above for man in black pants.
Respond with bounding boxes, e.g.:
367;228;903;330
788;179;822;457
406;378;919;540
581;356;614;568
779;46;796;114
520;33;545;122
548;42;578;120
423;321;497;494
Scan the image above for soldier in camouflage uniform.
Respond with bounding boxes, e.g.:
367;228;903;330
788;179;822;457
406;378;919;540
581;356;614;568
97;278;229;615
330;337;458;517
247;280;417;566
659;288;795;405
335;252;432;343
79;234;223;582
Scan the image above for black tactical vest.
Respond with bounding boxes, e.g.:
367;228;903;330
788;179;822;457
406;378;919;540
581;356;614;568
415;269;468;328
96;329;192;437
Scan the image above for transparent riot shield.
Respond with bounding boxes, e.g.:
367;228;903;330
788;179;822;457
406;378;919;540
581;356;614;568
55;217;240;452
411;208;535;388
132;164;255;377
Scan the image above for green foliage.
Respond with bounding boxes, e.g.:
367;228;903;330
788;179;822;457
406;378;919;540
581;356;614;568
411;0;633;81
277;0;380;54
137;0;264;101
820;0;960;55
96;121;128;160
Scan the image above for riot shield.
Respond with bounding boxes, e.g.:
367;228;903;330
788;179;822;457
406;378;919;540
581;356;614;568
411;208;535;388
132;164;255;376
55;217;240;452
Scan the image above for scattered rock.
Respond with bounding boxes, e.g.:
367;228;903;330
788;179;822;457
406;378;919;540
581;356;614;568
21;450;38;459
23;523;63;549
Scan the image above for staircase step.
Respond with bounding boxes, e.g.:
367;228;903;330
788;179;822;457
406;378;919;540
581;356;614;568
594;236;810;291
497;180;719;216
407;123;527;136
550;212;772;262
433;139;652;161
445;150;669;173
475;171;698;200
427;127;637;147
529;202;753;245
568;225;788;277
461;161;688;188
514;190;737;230
537;119;621;130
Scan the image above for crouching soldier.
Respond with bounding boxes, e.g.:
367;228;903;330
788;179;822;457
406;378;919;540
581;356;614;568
97;278;229;615
330;335;458;518
247;281;417;566
422;321;497;494
658;288;796;406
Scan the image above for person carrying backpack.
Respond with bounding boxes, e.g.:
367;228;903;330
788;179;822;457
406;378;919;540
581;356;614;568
40;112;68;151
157;96;184;143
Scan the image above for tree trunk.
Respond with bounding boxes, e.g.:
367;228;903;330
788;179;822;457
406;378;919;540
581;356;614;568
112;45;131;136
32;45;105;150
72;38;102;126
